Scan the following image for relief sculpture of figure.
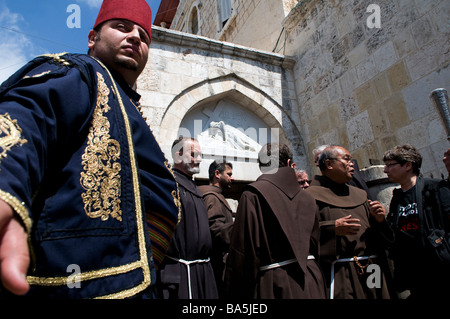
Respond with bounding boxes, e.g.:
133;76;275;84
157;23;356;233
199;121;261;153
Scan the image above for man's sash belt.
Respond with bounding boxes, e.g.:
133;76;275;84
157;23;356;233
166;256;211;299
259;255;315;271
330;255;377;299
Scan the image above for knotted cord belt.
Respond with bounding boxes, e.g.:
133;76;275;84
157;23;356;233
259;255;316;271
166;256;211;299
330;255;377;299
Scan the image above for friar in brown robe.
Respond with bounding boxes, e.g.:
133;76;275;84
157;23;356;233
224;143;327;299
198;161;235;297
306;145;394;299
157;137;218;299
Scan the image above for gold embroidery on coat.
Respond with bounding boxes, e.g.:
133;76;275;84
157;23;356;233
27;60;151;299
163;160;181;224
41;53;71;66
80;72;122;222
0;113;28;164
23;70;52;79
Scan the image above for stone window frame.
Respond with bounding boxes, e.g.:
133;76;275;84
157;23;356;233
187;1;202;35
218;0;232;27
217;0;237;38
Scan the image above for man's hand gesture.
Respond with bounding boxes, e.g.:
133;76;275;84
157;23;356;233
0;199;30;295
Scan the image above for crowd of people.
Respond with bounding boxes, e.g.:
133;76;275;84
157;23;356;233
0;0;449;300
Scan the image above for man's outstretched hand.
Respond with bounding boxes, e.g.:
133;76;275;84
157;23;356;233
0;199;30;295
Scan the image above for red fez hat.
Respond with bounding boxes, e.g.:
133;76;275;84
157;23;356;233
93;0;152;37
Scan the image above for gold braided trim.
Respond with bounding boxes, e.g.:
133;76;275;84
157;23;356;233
23;71;51;79
164;160;182;224
0;190;36;269
40;53;71;66
27;260;143;286
95;281;148;299
0;189;32;235
94;58;151;296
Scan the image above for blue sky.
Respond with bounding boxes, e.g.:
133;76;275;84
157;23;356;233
0;0;162;82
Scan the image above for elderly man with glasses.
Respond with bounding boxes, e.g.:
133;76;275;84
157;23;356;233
295;169;312;189
306;145;394;299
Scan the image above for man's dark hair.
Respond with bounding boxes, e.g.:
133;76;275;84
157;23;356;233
318;146;337;171
258;143;293;171
383;144;422;176
208;161;232;182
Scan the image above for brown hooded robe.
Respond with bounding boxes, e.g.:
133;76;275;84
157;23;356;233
225;167;326;299
198;184;234;297
306;175;393;299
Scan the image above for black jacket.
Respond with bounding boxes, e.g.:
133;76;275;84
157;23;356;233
387;176;450;296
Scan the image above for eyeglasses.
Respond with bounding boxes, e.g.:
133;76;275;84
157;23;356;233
384;162;401;168
298;180;312;185
330;156;352;164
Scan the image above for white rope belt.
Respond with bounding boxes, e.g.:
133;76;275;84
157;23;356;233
330;255;377;299
166;256;210;299
259;255;315;271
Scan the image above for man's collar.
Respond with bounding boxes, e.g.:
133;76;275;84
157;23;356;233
110;69;141;102
210;184;223;193
258;167;300;199
173;168;193;180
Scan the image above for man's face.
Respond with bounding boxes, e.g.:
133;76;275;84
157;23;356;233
383;160;407;183
218;165;233;190
314;152;321;167
177;139;202;177
296;172;310;189
326;147;355;183
444;149;450;173
88;19;150;85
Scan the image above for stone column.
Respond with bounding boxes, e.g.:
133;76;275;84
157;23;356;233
360;165;398;209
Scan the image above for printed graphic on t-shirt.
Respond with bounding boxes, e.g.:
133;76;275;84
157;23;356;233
398;203;419;233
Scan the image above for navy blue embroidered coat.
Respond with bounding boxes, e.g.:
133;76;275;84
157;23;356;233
0;53;180;298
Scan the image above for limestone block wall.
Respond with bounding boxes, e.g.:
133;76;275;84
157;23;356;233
283;0;449;178
171;0;216;36
218;0;293;51
171;0;298;52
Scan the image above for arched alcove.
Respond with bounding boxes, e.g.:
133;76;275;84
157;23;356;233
158;73;306;182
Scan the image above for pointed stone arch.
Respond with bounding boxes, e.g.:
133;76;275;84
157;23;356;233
158;73;307;169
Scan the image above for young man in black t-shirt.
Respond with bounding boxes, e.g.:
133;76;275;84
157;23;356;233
384;145;450;299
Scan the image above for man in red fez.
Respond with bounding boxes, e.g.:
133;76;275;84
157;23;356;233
88;0;152;87
0;0;181;299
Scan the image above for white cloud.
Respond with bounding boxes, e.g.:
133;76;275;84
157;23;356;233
0;4;35;83
76;0;103;8
0;43;30;84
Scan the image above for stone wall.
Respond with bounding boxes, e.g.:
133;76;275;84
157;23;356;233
218;0;291;52
138;27;307;173
167;0;450;187
282;0;449;178
171;0;298;52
